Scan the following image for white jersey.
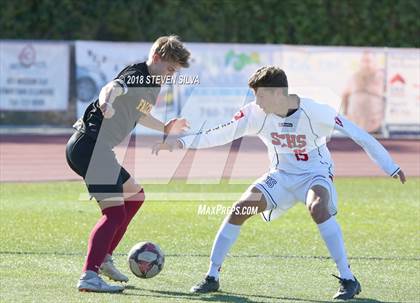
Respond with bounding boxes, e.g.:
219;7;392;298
179;98;400;177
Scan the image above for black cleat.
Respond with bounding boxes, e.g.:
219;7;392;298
190;275;220;293
332;274;362;300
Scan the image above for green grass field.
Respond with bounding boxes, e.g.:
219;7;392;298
0;178;419;303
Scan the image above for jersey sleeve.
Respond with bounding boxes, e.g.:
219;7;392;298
113;65;160;116
116;67;148;97
178;102;266;149
301;100;338;138
313;103;338;138
334;115;400;176
113;78;128;95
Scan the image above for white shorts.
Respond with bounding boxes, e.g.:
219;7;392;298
248;170;338;222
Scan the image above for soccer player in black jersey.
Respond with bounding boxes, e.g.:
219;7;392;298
66;36;191;293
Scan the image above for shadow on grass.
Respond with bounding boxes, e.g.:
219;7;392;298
351;299;400;303
123;286;401;303
124;286;321;302
219;291;401;303
123;287;275;302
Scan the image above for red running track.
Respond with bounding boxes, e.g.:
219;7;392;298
0;135;419;182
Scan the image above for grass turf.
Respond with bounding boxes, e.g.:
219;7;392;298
0;178;419;302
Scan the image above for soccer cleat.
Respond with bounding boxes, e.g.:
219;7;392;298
99;254;129;282
190;275;220;293
332;274;361;300
77;270;124;293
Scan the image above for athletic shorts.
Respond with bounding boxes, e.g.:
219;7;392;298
246;170;338;222
65;131;130;201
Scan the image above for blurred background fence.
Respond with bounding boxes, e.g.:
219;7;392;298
1;0;419;137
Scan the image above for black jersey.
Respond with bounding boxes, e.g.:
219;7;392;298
74;62;161;148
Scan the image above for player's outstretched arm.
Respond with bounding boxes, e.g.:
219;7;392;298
151;117;245;155
138;114;190;134
98;79;127;118
334;115;406;183
177;104;264;150
152;103;264;155
164;118;190;134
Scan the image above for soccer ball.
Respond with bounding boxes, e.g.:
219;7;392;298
127;242;165;278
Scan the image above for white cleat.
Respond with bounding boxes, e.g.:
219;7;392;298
99;254;129;282
77;270;124;293
78;270;124;293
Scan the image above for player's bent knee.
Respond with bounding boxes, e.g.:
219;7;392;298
239;187;268;211
228;187;267;225
309;185;329;202
308;198;330;224
232;203;253;220
125;188;145;203
308;185;331;223
123;177;143;201
228;200;263;225
228;212;251;225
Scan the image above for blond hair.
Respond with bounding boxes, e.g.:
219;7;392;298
149;35;190;68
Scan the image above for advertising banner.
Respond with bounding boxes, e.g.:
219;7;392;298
384;48;420;136
278;46;387;134
0;41;69;111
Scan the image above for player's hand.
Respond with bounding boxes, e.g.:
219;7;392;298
164;118;190;135
393;169;406;184
99;102;115;119
152;141;182;155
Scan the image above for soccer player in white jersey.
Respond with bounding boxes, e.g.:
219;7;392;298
153;66;406;300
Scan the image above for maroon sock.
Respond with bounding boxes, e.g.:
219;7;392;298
107;189;145;255
82;205;126;273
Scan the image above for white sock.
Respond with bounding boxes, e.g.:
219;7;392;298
206;219;241;280
317;216;354;280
